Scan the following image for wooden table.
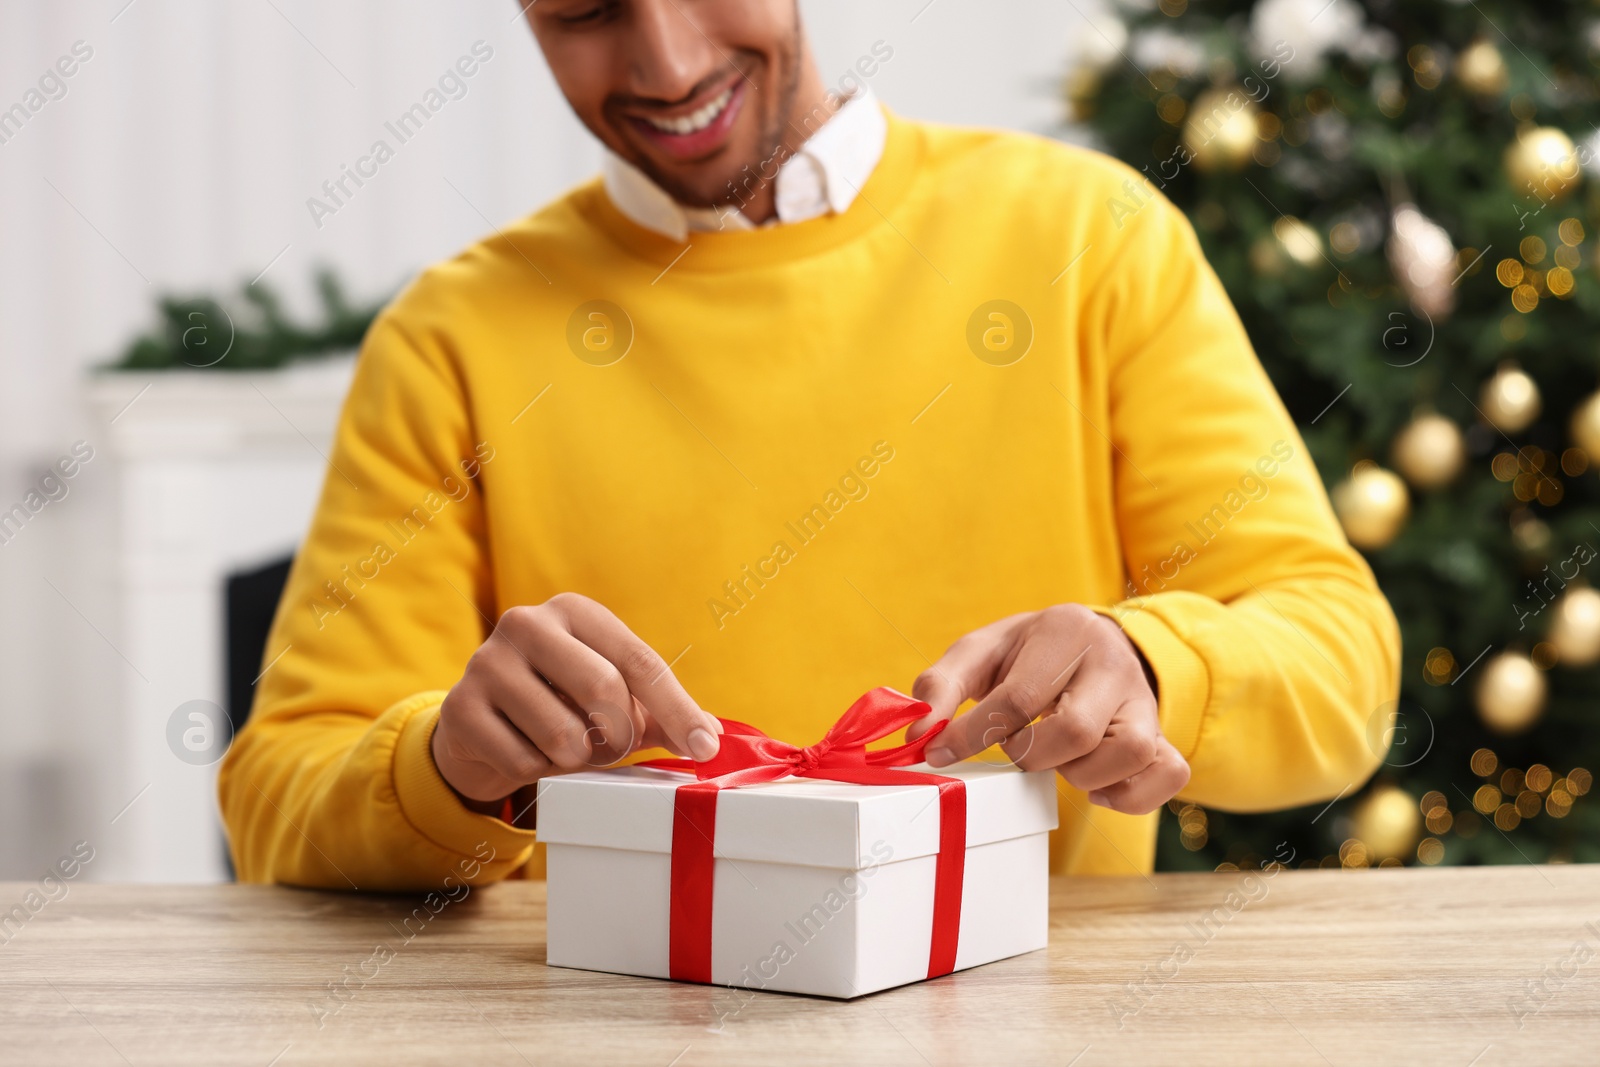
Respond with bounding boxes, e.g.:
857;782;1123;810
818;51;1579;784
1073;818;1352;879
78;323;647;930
3;866;1595;1065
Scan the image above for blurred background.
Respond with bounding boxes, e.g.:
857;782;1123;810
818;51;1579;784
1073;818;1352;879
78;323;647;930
2;0;1595;883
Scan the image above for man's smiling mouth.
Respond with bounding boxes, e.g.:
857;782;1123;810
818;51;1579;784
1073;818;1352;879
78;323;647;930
639;85;735;134
623;77;748;162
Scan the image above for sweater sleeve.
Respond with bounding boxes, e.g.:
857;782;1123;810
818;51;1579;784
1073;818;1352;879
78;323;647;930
1084;192;1402;813
217;308;536;889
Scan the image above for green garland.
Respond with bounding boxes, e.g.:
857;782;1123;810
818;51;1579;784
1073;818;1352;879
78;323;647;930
107;269;385;371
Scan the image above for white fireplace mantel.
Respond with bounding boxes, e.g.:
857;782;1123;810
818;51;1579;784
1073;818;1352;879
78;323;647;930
85;356;355;882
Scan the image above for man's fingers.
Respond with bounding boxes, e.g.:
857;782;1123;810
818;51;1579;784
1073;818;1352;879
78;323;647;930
1049;702;1162;788
442;593;718;804
928;678;1045;765
1085;737;1191;815
550;593;721;761
639;696;694;757
496;605;638;755
505;623;643;758
1002;672;1138;772
481;652;596;769
928;612;1096;765
906;666;965;743
574;691;647;768
907;622;1016;742
434;692;555;800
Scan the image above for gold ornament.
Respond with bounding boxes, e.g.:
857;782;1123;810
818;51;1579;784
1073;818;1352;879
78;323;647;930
1332;464;1409;549
1569;390;1600;458
1475;652;1548;735
1392;413;1466;489
1512;516;1551;554
1550;586;1600;667
1504;127;1580;202
1273;217;1323;269
1479;365;1541;433
1456;39;1508;97
1062;67;1101;122
1183;88;1259;172
1351;785;1421;863
1387;204;1456;319
1249;236;1284;276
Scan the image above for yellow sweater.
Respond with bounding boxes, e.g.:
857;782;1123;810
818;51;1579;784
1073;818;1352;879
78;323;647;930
219;111;1400;889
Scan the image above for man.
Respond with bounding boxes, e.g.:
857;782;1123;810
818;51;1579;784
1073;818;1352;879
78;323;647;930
219;0;1399;888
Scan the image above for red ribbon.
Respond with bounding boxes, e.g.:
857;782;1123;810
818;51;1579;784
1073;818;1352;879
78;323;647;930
639;687;966;985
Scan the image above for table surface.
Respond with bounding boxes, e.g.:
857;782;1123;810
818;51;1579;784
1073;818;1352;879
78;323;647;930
2;865;1595;1066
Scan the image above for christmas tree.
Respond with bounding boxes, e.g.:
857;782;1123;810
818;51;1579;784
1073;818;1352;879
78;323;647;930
1065;0;1599;870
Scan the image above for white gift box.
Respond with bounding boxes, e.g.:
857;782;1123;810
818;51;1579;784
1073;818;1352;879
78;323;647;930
537;761;1058;999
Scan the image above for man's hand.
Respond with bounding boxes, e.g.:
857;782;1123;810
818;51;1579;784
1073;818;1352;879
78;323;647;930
909;606;1189;814
432;593;720;807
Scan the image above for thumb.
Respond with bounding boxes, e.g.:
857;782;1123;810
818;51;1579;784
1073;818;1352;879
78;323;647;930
905;632;1008;742
906;668;963;742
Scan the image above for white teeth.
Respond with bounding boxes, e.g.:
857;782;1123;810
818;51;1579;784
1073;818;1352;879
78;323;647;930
645;87;733;135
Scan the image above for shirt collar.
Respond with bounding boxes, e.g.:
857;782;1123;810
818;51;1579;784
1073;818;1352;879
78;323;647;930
601;88;887;242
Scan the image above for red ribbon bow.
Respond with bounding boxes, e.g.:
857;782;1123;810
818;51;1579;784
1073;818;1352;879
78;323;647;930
640;687;967;985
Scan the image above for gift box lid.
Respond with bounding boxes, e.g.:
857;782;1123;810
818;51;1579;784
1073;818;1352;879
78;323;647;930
535;761;1058;871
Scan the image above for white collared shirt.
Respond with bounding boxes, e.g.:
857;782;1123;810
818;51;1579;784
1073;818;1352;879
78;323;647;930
601;89;888;241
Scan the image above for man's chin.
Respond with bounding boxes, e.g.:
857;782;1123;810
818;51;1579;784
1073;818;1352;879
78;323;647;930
617;147;754;212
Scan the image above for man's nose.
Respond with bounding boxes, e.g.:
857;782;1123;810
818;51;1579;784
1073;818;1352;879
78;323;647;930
625;0;720;104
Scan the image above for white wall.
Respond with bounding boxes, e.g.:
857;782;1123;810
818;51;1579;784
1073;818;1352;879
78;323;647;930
0;0;1090;880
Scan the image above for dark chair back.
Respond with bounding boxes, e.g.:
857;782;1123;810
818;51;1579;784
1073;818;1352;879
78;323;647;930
225;555;293;740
